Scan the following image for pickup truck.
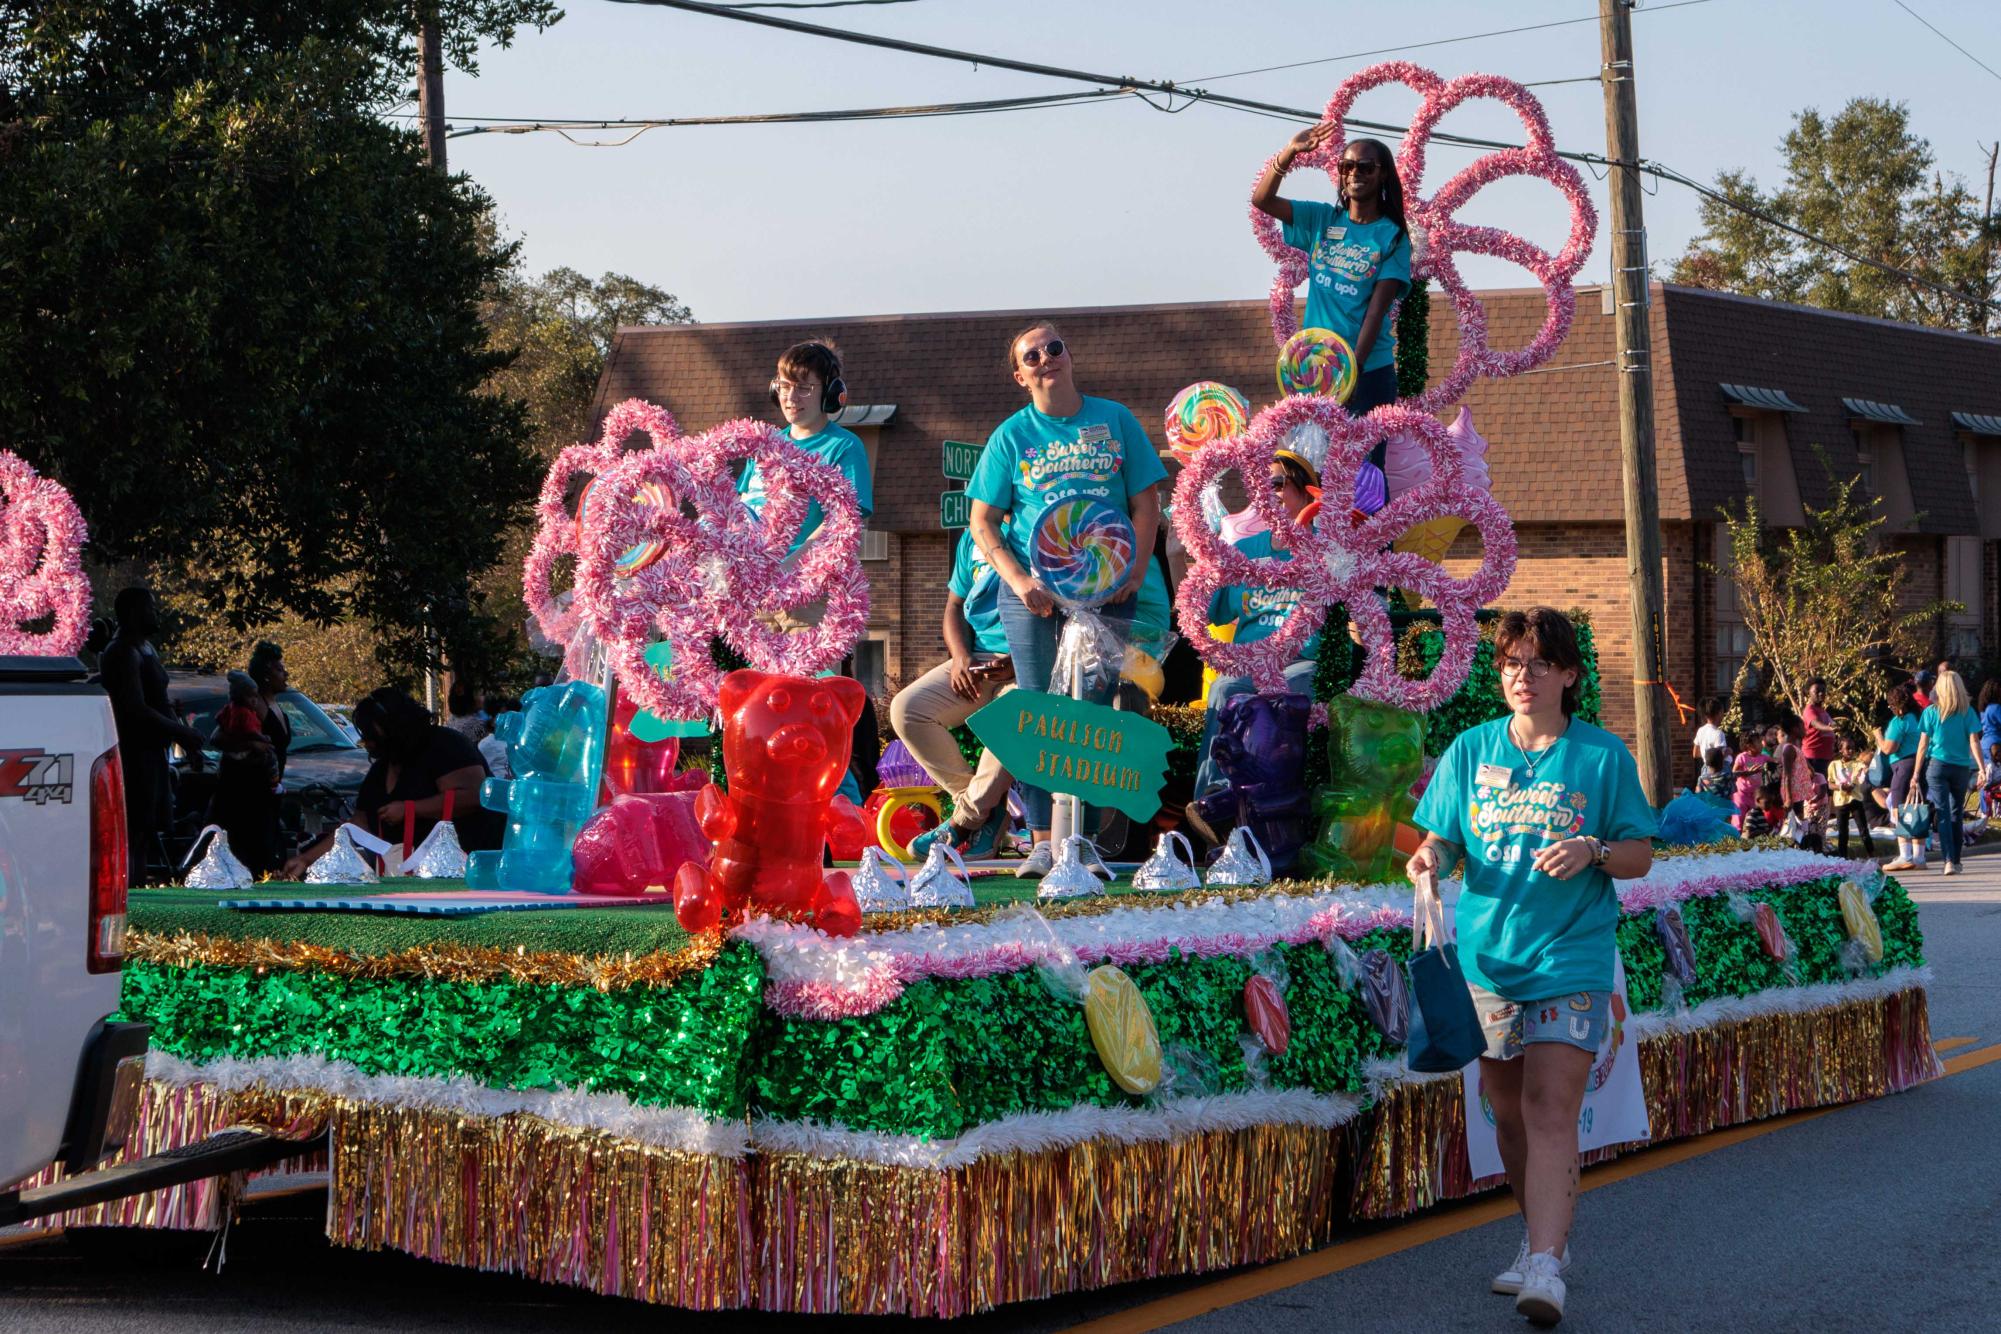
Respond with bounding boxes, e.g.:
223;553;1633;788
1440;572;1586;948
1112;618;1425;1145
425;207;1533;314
0;655;310;1227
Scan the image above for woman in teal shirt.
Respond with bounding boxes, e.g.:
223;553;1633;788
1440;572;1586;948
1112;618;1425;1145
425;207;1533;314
1879;684;1926;871
1912;670;1985;875
1253;129;1412;464
1407;608;1656;1323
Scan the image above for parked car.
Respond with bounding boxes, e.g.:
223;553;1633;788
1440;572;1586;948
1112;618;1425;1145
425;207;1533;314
165;671;367;865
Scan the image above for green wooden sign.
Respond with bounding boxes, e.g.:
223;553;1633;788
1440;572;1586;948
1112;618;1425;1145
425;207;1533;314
967;690;1171;821
942;439;983;481
940;489;973;529
627;641;712;742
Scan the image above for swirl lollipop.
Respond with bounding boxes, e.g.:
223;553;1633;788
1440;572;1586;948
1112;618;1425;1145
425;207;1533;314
1276;327;1358;402
578;476;672;577
1031;498;1134;607
1165;381;1250;460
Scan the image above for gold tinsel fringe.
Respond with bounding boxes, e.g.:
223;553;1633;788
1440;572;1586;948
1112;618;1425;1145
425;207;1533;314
44;987;1937;1316
126;926;726;992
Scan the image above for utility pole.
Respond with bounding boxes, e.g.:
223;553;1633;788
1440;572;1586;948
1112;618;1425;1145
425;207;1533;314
416;6;447;172
1599;0;1672;804
1980;141;1996;337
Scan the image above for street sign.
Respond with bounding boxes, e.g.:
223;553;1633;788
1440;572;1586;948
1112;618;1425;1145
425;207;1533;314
940;489;972;529
942;440;983;482
967;691;1171;822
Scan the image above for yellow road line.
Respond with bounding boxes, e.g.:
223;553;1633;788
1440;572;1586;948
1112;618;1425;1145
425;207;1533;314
1934;1035;1978;1053
1062;1043;2001;1334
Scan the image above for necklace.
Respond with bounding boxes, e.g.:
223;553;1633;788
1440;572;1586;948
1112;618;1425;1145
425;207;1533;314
1508;717;1563;784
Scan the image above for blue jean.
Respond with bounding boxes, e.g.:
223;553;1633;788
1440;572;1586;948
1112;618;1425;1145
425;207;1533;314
996;583;1134;831
1926;762;1972;864
1194;659;1318;798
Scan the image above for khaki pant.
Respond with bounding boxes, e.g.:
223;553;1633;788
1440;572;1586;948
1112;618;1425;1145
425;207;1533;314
889;657;1013;830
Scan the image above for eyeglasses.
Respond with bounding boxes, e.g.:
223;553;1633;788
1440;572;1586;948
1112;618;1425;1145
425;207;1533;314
1268;474;1293;491
770;378;822;397
1338;158;1381;175
1498;657;1555;679
1017;338;1066;367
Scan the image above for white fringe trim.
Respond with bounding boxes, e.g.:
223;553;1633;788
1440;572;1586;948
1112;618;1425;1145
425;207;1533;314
749;1086;1365;1171
142;1049;753;1159
1626;965;1933;1041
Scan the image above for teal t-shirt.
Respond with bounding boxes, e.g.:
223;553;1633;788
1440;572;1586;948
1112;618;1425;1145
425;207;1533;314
947;529;1010;655
1920;704;1981;768
738;422;873;556
1280;199;1412;374
1204;530;1320;662
1412;716;1660;1000
965;396;1169;570
1885;713;1922;760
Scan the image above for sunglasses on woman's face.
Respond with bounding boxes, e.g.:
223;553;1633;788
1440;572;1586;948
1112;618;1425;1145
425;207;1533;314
1268;474;1293;492
1018;338;1066;367
1338;158;1380;175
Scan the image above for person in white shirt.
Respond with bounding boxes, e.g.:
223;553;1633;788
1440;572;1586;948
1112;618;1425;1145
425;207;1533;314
477;696;514;780
1692;695;1729;767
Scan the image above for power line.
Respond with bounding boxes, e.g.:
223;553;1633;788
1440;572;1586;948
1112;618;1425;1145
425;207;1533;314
1183;0;1715;86
422;88;1131;140
589;0;2000;315
1891;0;2001;85
714;0;930;8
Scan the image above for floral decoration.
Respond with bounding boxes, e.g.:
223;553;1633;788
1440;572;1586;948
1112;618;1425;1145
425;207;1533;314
0;449;91;656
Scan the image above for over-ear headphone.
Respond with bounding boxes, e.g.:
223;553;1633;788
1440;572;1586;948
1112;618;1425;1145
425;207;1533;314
770;343;848;417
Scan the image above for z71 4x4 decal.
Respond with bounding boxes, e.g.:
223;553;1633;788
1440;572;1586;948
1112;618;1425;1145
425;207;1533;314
0;750;75;804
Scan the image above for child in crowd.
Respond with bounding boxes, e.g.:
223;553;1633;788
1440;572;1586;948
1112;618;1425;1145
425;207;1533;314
1696;745;1732;798
1826;733;1875;858
1731;734;1773;833
1774;720;1813;812
1692;696;1728;767
1799;773;1830;853
214;670;278;788
1742;777;1785;839
1979;740;2001;820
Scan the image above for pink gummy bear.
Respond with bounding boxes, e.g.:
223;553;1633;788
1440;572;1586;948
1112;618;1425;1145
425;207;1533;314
571;792;709;897
673;670;865;936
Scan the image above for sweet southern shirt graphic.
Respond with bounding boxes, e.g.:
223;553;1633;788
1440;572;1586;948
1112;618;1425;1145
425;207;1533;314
966;396;1168;569
1413;716;1659;1000
1279;199;1411;374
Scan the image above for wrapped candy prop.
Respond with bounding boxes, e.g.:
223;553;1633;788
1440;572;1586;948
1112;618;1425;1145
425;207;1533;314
1730;893;1799;984
1084;964;1165;1096
861;784;944;860
1358;948;1410;1044
408;820;468;879
1037;833;1110;902
1300;696;1426;884
602;691;684;798
1839;877;1885;972
1243;955;1292;1057
1206;826;1273;888
1032;498;1135;608
0;450;92;656
1656;903;1698;987
570;792;707;897
182;826;254;890
306;825;381;885
466;680;608;895
1658;789;1738;847
1165;381;1251;462
1189;692;1313;875
673;670;867;936
1131;829;1201;892
1383;405;1493;571
852;848;910;913
907;838;976;910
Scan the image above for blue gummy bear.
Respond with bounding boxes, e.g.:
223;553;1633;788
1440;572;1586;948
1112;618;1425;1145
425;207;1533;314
465;680;608;893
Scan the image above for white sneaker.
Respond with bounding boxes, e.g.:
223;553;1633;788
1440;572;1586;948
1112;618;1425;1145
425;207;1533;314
1019;841;1055;878
1493;1238;1570;1295
1514;1250;1567;1325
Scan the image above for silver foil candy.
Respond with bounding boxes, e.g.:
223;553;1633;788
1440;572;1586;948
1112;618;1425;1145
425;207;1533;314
1037;834;1110;902
1205;826;1272;888
907;839;975;910
305;824;380;885
852;847;911;913
410;821;468;879
1130;829;1201;893
183;825;255;890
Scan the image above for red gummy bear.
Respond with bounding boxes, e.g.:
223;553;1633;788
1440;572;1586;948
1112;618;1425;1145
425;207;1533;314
571;792;709;897
673;670;865;936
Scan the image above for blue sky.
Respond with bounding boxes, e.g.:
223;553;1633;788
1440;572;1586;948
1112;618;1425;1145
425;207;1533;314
439;0;2001;324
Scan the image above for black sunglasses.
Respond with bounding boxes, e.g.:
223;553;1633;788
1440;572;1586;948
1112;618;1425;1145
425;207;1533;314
1018;338;1066;367
1338;158;1381;175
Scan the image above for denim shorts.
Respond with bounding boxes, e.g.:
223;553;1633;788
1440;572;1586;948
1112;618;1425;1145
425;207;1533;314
1468;984;1613;1061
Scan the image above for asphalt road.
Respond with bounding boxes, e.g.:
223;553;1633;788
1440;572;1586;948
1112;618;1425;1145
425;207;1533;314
5;848;1998;1333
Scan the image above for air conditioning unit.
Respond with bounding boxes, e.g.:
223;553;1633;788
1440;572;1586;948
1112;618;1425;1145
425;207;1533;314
861;530;890;562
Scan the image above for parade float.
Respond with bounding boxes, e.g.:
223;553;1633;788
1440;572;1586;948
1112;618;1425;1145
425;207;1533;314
16;63;1942;1317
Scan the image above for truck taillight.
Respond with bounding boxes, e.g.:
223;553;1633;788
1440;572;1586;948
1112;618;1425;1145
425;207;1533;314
88;746;129;974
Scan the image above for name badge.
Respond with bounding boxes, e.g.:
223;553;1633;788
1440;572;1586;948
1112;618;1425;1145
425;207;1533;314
1078;423;1111;444
1326;226;1347;241
1475;762;1514;791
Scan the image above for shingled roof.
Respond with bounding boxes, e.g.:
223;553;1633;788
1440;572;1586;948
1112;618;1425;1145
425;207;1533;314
590;285;1997;535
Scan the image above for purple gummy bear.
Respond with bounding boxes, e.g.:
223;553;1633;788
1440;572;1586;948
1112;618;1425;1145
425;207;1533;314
1190;692;1312;875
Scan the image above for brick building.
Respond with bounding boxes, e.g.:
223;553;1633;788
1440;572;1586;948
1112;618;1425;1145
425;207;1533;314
589;284;2001;776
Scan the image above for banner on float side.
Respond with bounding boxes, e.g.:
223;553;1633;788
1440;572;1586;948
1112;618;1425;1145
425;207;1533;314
1462;947;1651;1180
968;689;1171;822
